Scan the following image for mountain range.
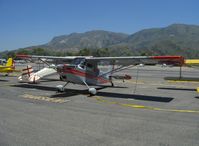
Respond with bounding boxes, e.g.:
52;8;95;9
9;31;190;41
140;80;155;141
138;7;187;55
3;23;199;58
28;30;129;51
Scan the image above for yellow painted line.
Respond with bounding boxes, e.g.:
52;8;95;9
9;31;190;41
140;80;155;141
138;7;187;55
94;96;199;114
22;94;68;103
197;87;199;93
168;80;199;83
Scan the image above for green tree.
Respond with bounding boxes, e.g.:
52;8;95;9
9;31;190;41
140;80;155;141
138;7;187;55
79;48;91;56
92;48;110;57
32;48;47;55
17;49;31;55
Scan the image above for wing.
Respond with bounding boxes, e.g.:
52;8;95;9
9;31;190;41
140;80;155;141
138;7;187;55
16;54;80;60
86;56;184;66
17;54;184;66
16;54;90;64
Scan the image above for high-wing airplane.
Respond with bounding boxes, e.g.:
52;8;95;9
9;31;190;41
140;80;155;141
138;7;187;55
0;58;18;75
17;54;184;95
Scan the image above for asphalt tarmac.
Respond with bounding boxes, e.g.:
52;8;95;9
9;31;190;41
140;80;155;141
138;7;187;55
0;66;199;146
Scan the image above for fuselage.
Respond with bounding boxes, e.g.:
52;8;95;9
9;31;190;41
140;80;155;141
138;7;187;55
57;58;110;85
0;66;15;73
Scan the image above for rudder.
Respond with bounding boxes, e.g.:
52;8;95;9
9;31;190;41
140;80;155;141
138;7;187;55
6;58;14;67
18;65;34;82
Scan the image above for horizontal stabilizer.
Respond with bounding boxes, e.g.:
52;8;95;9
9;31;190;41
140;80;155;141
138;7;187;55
18;65;57;83
27;67;57;83
34;67;57;78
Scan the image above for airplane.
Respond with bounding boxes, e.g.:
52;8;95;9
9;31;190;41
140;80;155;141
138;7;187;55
0;58;19;76
16;54;184;95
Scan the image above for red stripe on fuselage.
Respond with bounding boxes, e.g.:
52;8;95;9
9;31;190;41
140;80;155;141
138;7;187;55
63;68;109;84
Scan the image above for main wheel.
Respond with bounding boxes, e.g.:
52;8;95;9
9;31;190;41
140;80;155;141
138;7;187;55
56;85;65;92
88;88;97;95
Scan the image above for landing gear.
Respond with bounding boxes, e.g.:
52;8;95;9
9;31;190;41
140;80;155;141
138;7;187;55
88;88;97;95
82;80;97;96
56;82;69;92
111;81;114;87
56;85;65;92
109;76;114;87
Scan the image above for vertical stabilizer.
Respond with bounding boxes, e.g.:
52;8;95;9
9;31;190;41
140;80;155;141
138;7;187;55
6;58;14;67
18;65;34;82
22;65;34;77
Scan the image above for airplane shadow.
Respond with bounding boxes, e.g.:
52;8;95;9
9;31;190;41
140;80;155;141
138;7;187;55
97;85;128;89
51;90;85;98
164;77;199;82
158;87;196;91
11;84;58;91
39;79;62;82
11;84;103;98
96;92;173;102
194;97;199;99
0;79;9;82
12;84;173;102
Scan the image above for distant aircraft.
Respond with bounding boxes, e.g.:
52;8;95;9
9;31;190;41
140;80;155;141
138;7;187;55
0;59;6;65
17;54;184;95
0;58;19;75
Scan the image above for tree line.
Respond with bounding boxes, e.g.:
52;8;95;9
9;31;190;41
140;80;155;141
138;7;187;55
0;47;134;59
1;47;199;59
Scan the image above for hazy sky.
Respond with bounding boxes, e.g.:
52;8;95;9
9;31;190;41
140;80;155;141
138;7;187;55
0;0;198;50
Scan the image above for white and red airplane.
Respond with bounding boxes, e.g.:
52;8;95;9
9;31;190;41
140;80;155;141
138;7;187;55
18;65;57;83
17;54;184;95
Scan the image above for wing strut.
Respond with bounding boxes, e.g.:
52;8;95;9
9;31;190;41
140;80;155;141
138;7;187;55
133;65;139;94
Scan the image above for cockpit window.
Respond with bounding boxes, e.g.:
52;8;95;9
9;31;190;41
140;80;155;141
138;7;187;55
73;58;83;65
72;58;86;69
73;58;85;65
79;60;86;69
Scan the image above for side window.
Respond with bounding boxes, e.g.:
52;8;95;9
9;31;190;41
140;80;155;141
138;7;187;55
73;58;86;70
79;59;86;70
